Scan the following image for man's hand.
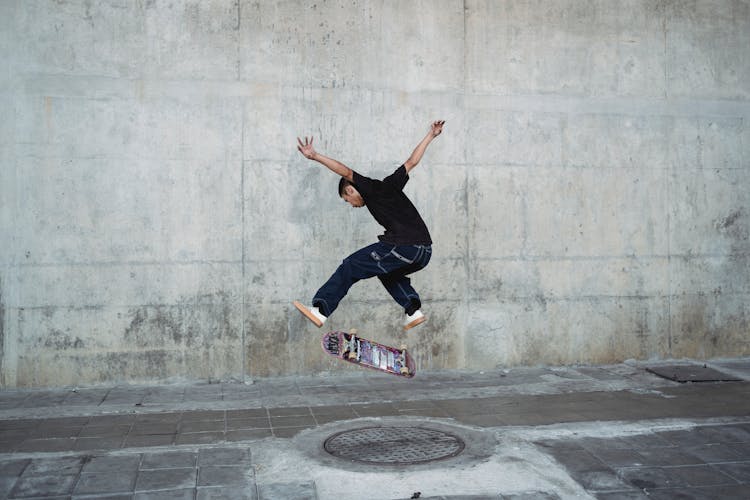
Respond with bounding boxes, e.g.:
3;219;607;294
430;120;445;138
297;136;317;160
404;120;446;173
296;135;354;181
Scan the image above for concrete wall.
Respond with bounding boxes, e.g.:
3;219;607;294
1;0;748;387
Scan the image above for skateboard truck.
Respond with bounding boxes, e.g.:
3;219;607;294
344;329;361;362
398;344;410;376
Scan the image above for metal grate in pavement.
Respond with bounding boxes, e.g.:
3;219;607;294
323;426;465;465
646;364;742;383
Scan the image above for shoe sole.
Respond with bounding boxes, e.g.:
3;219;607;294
404;315;426;331
293;301;323;328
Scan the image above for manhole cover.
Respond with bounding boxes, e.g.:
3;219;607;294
646;364;741;383
323;426;465;465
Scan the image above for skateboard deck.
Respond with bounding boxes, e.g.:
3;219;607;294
321;330;416;378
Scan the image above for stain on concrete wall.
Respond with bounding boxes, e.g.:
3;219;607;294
0;286;4;381
2;0;749;387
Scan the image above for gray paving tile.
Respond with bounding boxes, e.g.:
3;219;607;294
197;485;258;500
225;429;273;442
593;492;649;500
226;417;270;430
135;467;197;492
311;414;355;425
82;454;141;474
452;414;506;427
257;481;317;500
0;441;19;453
175;432;225;446
124;434;175;448
658;429;723;448
590;448;649;468
694;484;750;500
74;436;126;451
267;406;311;417
73;494;132;500
87;414;137;426
615;433;674;450
198;448;251;466
0;459;30;476
683;443;744;463
134;488;196;500
645;487;715;500
181;420;226;433
503;493;561;500
32;425;82;439
73;470;137;495
78;424;132;438
271;427;308;438
226;409;267;419
269;415;315;428
697;424;750;444
634;447;704;467
616;467;682;490
64;389;109;406
0;477;17;499
713;462;750;483
547;448;608;473
181;411;225;422
19;393;68;407
10;474;77;497
568;468;633;492
136;412;182;424
197;466;250;487
131;422;180;436
23;456;85;476
141;451;197;469
663;464;740;487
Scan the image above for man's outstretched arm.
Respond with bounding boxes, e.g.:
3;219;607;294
297;136;354;182
404;120;445;173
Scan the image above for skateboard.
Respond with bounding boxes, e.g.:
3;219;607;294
321;329;415;378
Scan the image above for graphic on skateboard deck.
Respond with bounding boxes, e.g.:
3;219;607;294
321;330;416;378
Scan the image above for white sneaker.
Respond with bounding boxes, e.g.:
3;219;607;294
404;310;426;330
293;301;327;327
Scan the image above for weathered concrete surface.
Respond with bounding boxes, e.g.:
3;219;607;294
1;0;749;387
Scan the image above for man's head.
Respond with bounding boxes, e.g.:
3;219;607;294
338;178;365;208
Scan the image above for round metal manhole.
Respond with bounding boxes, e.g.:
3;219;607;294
323;426;465;465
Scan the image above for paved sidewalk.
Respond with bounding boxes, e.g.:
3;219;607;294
1;358;749;499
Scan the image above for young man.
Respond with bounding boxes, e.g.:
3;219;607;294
293;120;445;330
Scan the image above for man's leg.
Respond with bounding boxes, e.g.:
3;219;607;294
378;271;422;314
377;245;432;329
295;242;430;327
311;242;391;317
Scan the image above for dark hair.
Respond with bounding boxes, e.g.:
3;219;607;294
338;178;353;197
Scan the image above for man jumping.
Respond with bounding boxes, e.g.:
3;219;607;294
293;120;445;331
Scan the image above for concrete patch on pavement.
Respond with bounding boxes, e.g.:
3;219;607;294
248;417;592;500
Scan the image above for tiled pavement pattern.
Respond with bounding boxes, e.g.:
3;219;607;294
1;360;749;499
2;383;749;454
0;447;258;499
539;423;750;500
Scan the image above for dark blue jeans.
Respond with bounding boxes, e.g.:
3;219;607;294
313;242;432;317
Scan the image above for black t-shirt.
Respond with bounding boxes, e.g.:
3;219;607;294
352;165;432;245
